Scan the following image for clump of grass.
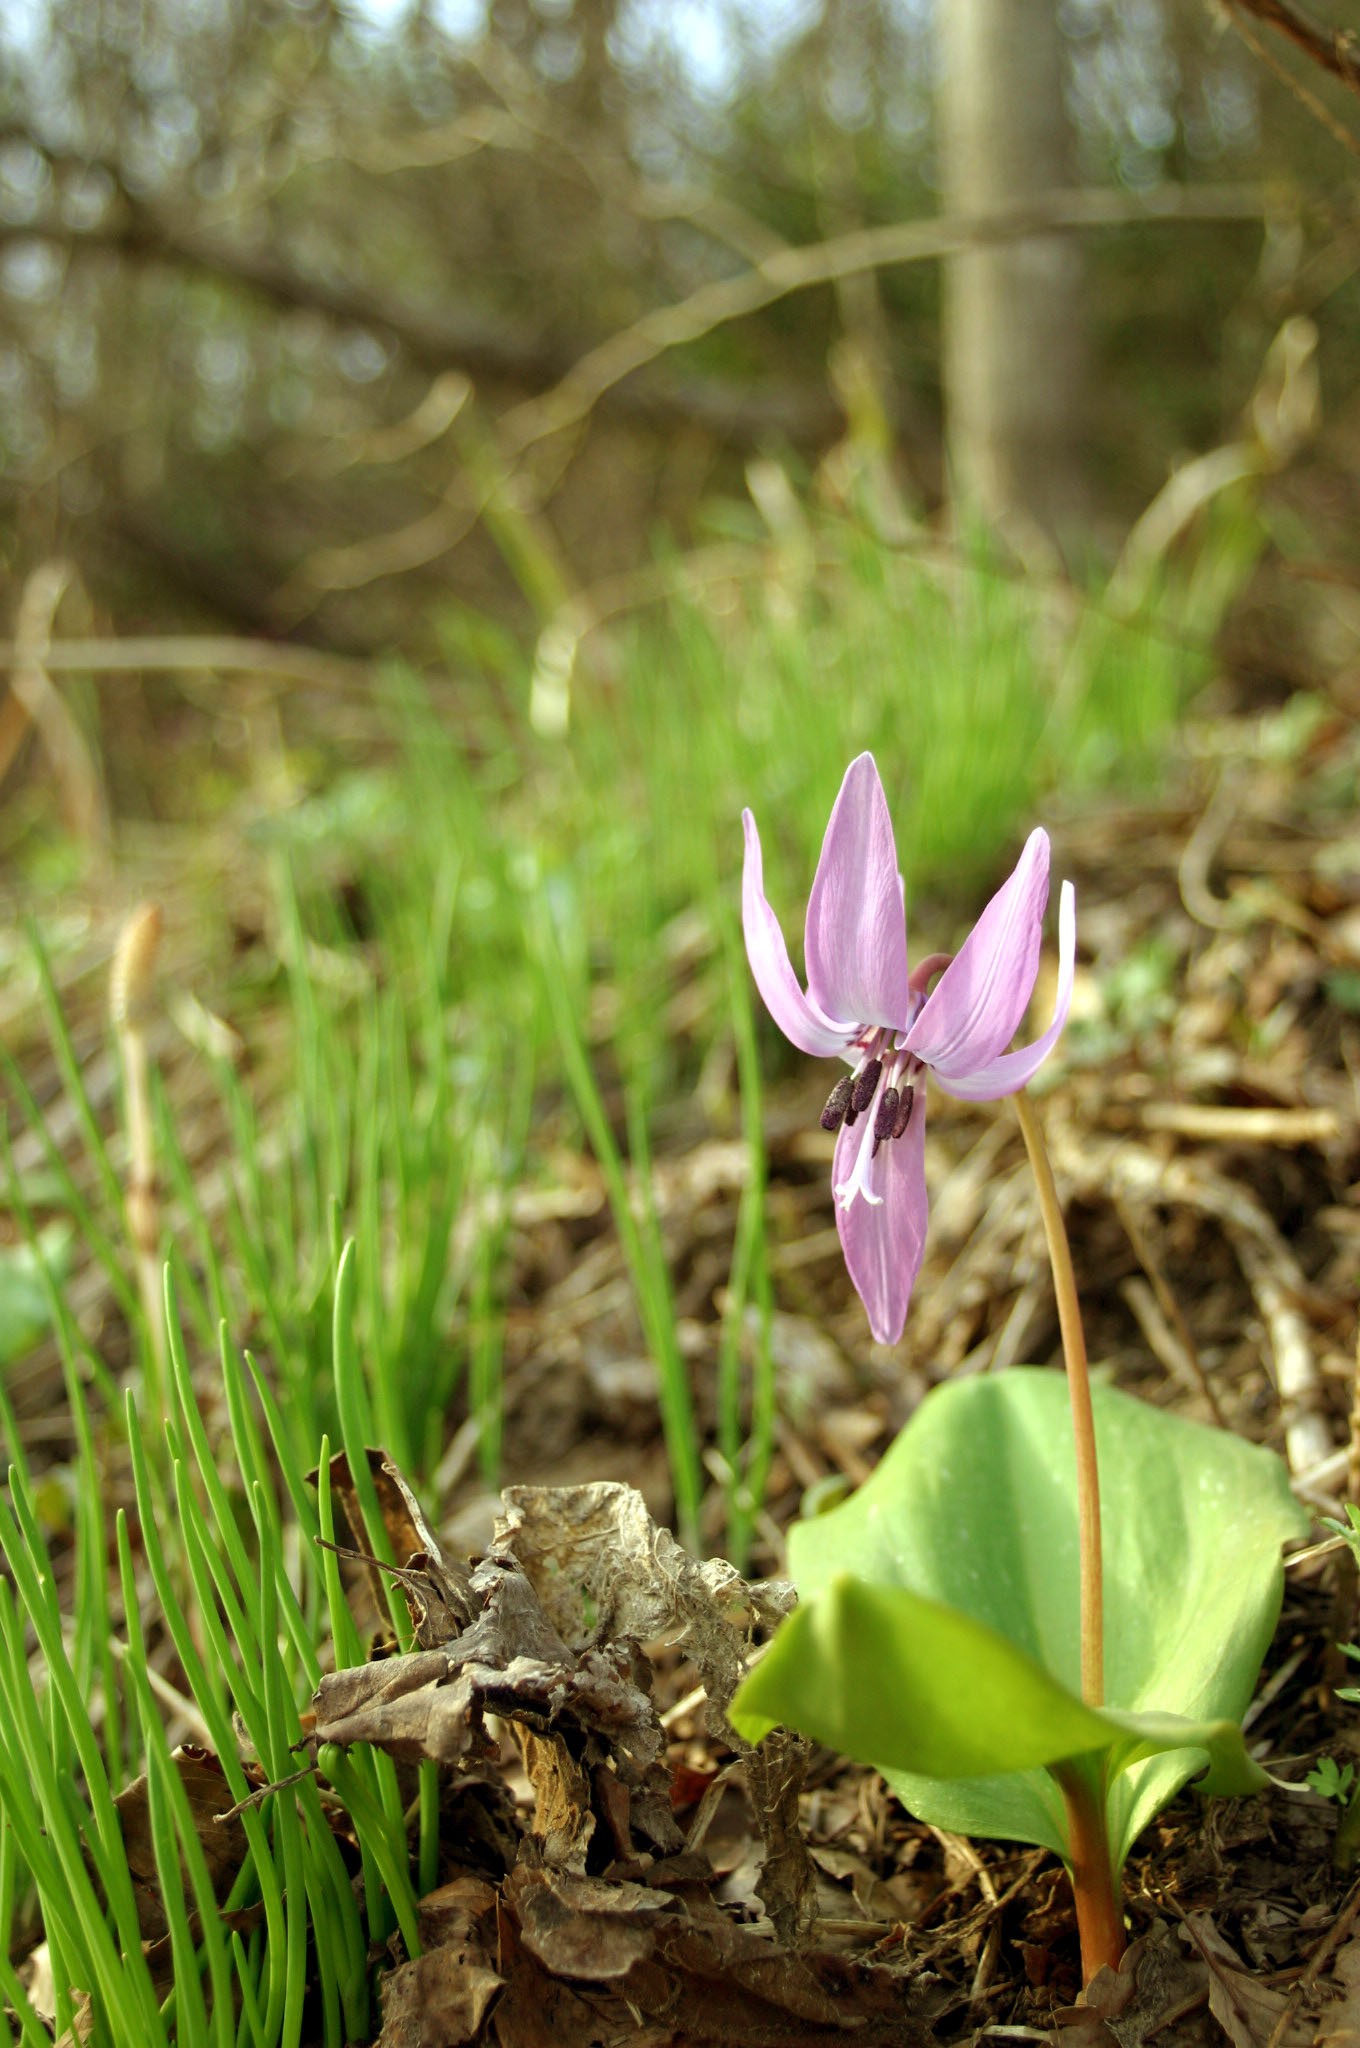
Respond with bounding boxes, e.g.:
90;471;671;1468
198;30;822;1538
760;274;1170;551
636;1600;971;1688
0;1230;414;2045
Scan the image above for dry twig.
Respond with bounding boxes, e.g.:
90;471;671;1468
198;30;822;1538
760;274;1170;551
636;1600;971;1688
1222;0;1360;98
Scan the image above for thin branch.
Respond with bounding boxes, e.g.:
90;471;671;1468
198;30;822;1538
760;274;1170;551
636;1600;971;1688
269;491;480;621
1221;0;1360;97
278;181;1271;599
7;176;1273;620
496;183;1272;459
0;214;838;447
1220;0;1360;158
297;369;471;479
2;211;575;383
0;635;374;690
309;82;790;268
1;179;1271;463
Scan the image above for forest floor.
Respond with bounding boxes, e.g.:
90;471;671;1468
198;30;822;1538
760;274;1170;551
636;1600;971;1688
402;696;1360;2047
6;689;1360;2046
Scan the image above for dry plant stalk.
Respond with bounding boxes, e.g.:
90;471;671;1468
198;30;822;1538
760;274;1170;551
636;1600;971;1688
111;903;166;1407
1;561;107;842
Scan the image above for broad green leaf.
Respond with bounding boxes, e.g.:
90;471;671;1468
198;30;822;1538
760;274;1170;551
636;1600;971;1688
732;1370;1307;1868
732;1576;1273;1856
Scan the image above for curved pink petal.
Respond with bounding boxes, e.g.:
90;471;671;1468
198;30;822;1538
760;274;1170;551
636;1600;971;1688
804;754;912;1032
904;828;1052;1080
742;810;856;1058
832;1091;929;1345
930;882;1076;1102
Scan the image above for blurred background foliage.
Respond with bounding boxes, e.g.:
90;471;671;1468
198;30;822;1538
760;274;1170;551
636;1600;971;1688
1;0;1360;693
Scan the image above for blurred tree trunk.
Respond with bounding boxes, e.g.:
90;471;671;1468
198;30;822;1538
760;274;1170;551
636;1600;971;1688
936;0;1088;554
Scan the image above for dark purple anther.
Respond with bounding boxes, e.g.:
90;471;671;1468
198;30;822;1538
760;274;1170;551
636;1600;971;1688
892;1085;915;1140
850;1058;882;1115
820;1075;854;1132
873;1086;900;1144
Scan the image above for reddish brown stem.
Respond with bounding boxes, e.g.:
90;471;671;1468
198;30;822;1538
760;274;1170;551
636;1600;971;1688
1052;1760;1126;1980
1014;1088;1103;1707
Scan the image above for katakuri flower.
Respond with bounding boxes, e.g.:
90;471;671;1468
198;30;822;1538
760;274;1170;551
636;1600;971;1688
742;753;1076;1345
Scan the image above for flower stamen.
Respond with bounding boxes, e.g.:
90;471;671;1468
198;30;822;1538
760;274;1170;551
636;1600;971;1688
820;1075;854;1131
850;1056;883;1115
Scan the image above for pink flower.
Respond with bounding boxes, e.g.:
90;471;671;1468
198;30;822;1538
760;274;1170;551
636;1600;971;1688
742;754;1076;1344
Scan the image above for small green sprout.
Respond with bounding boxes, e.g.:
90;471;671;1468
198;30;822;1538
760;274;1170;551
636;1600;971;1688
1305;1757;1355;1802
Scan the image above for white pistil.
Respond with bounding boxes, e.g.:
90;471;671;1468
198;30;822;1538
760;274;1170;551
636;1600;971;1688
834;1099;884;1209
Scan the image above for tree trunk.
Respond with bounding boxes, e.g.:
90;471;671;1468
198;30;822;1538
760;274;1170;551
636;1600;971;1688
936;0;1088;554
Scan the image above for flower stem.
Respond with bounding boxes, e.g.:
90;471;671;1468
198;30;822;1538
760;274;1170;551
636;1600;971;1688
1051;1759;1125;1980
1013;1087;1103;1708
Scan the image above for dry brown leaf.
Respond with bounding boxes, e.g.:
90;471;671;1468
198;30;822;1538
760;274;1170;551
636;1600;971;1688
492;1483;802;1899
510;1867;673;1980
809;1843;936;1925
1054;1924;1214;2048
516;1728;597;1873
379;1948;505;2048
113;1745;250;1940
1317;1934;1360;2048
311;1446;475;1645
379;1876;503;2047
497;1865;935;2043
308;1543;677;1864
313;1478;828;1969
494;1482;793;1722
1181;1911;1307;2048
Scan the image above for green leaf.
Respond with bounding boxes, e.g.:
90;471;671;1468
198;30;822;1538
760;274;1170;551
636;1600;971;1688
0;1222;73;1367
731;1370;1307;1868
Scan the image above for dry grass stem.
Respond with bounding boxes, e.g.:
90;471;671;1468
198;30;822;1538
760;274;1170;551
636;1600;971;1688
111;902;167;1406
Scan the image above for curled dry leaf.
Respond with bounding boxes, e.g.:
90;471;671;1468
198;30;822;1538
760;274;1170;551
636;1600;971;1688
494;1482;794;1724
310;1475;800;1881
311;1549;657;1762
510;1866;676;1981
314;1467;933;2039
493;1483;812;1912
